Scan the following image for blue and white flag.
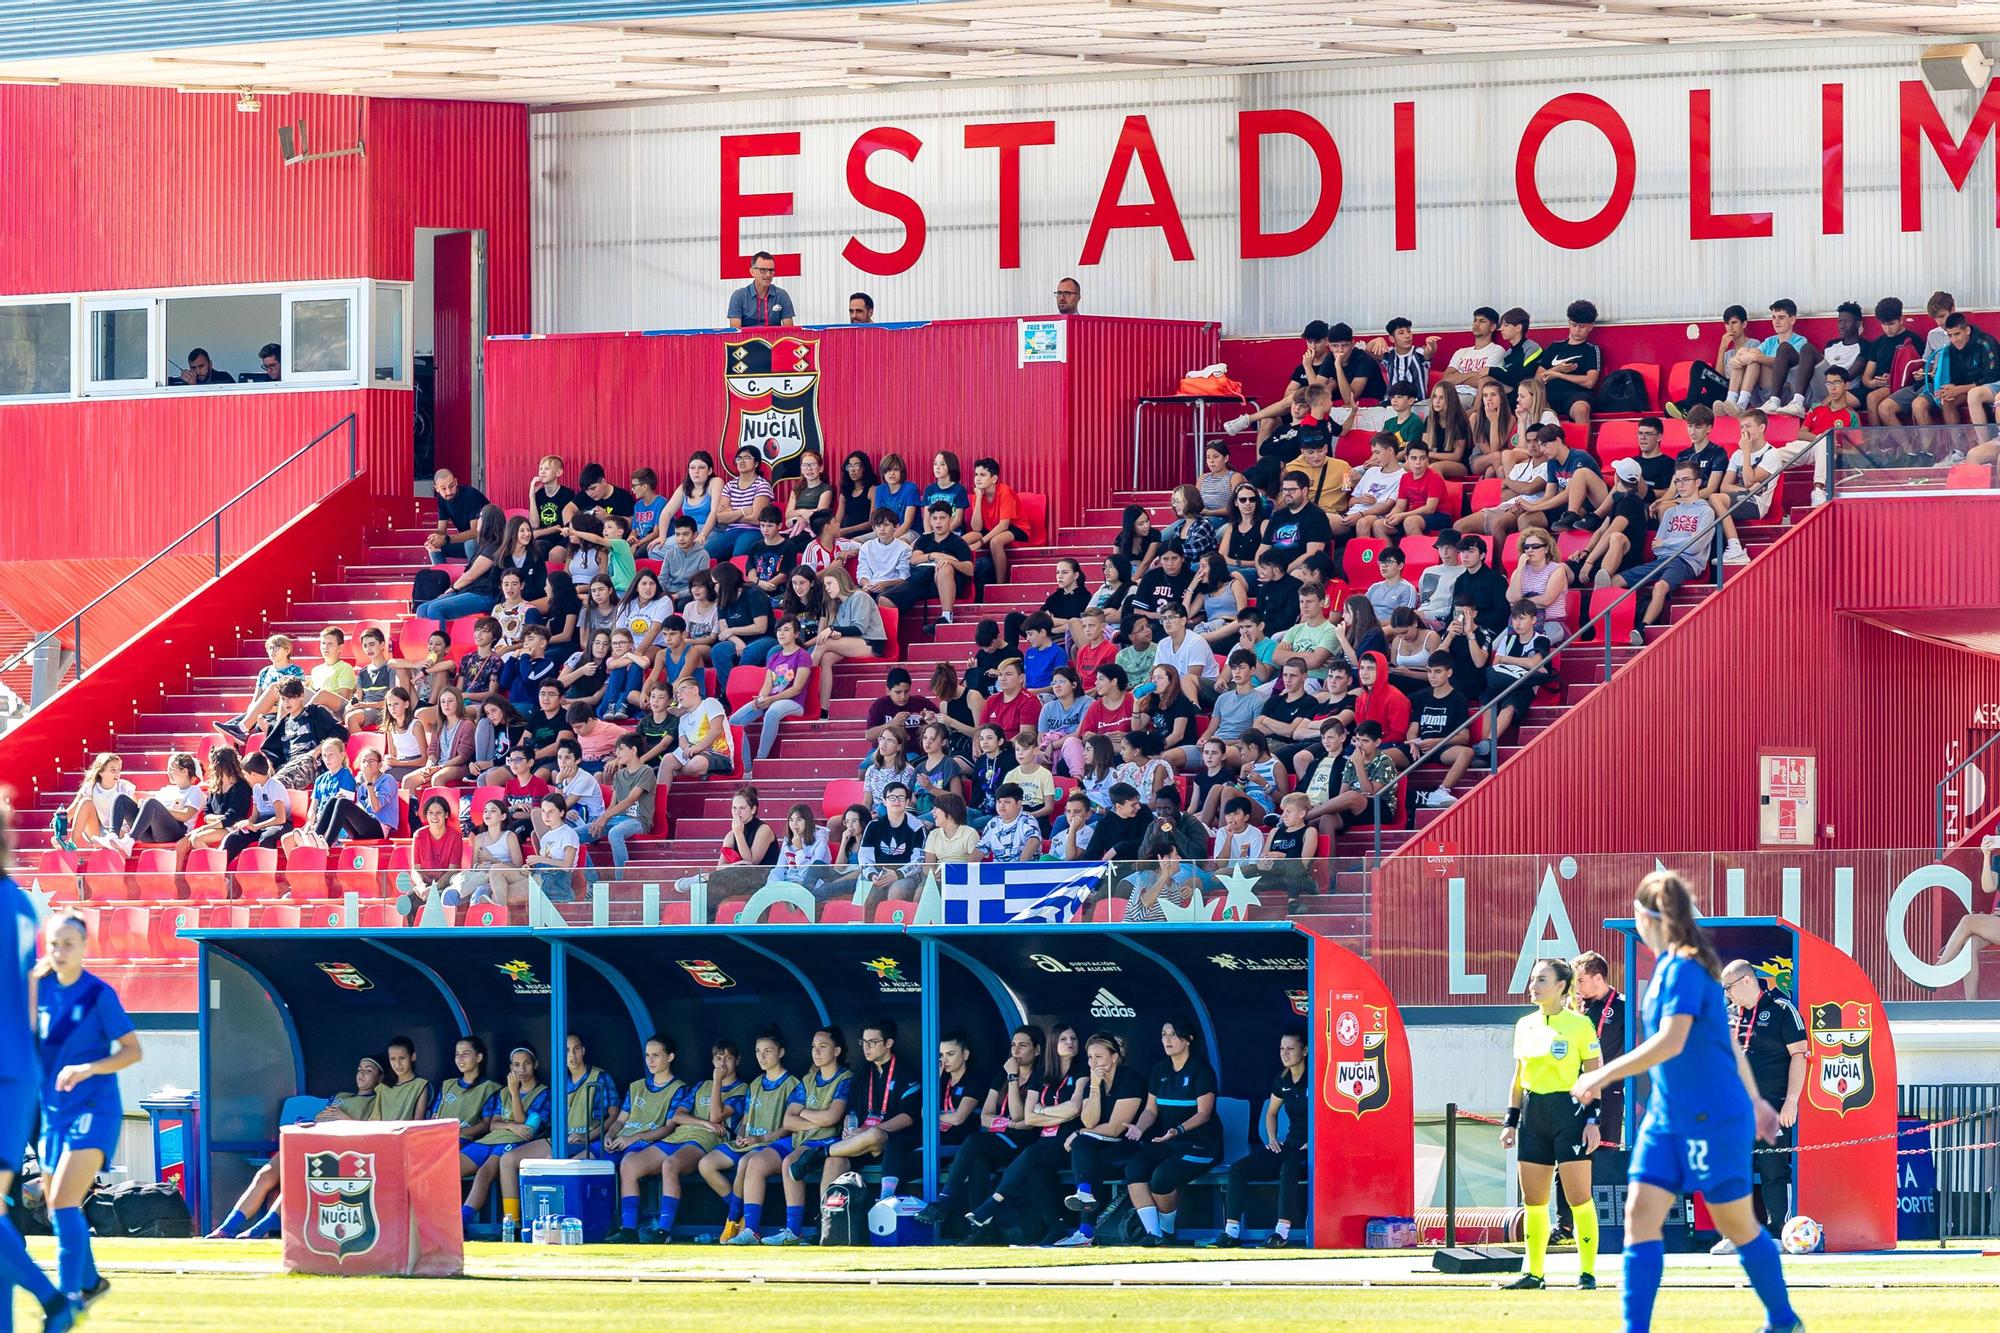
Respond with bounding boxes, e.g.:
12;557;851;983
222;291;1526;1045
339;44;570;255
939;862;1108;925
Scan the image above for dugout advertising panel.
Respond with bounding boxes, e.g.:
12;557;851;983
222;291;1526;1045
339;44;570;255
1605;916;1897;1252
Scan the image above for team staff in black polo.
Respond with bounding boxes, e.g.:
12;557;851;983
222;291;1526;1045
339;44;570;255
1555;950;1626;1245
1199;1026;1308;1249
1717;958;1807;1251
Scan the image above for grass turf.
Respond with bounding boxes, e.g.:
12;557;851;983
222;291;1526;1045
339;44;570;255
22;1240;2000;1331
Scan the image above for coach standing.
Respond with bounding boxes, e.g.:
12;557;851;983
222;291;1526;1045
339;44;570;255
1717;958;1807;1251
728;251;797;328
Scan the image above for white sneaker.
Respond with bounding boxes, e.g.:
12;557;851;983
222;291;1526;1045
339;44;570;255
761;1228;801;1246
1810;485;1828;507
1052;1229;1095;1247
1222;415;1254;435
723;1228;762;1246
1709;1236;1739;1255
1780;394;1806;416
101;834;136;858
1721;540;1751;566
1944;449;1968;466
1427;788;1458;807
1759;397;1784;413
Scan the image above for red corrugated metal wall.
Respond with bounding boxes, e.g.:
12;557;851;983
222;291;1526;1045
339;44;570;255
365;98;531;335
1065;318;1224;511
0;85;371;293
1379;497;2000;861
484;318;1218;530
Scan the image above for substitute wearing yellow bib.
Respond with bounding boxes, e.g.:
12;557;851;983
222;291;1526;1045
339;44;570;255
1499;957;1604;1291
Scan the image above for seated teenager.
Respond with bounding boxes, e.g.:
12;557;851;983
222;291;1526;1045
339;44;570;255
695;1029;801;1243
1467;601;1554;743
604;1035;695;1244
793;1021;921;1240
1406;652;1477;809
636;1041;749;1243
210;1054;389;1239
1613;462;1714;642
1199;1027;1310;1249
459;1045;552;1233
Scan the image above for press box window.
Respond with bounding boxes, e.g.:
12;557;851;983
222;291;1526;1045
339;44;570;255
0;302;72;398
284;290;355;383
163;293;281;384
84;300;152;391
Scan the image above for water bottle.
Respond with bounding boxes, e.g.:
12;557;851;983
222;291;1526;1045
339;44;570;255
500;1215;517;1244
563;1217;582;1246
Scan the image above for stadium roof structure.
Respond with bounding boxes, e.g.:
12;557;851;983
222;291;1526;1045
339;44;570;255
0;0;1996;107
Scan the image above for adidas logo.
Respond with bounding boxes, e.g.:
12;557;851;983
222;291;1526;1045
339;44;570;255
1090;987;1136;1019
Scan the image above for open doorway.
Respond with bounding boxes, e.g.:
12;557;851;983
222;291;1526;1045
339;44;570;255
413;227;487;494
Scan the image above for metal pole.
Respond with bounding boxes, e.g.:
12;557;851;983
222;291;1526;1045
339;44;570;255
348;414;359;479
213;514;223;578
1131;402;1145;491
71;614;82;680
1444;1101;1458;1248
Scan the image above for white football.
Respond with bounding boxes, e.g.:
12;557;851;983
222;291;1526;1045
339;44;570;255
1780;1215;1822;1254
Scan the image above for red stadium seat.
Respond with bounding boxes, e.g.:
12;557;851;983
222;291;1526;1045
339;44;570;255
32;851;83;904
1341;538;1390;589
1595;420;1640;463
182;847;228;901
1088;898;1119;922
230;847;280;899
1014;492;1050;545
464;902;510;927
359;904;402;929
724;667;768;712
711;897;750;925
635;557;663;576
399;617;443;661
126;847;180;902
1561;422;1589;451
302;903;346;928
283;846;331;899
446;616;482;659
96;906;149;960
1708;416;1741;446
1466;477;1504;514
796;667;823;723
819;901;866;924
346;733;386;764
150;904;201;959
876;604;901;658
79;848;129;901
823;779;867;821
1666;360;1694;404
1662;419;1692;451
1395;537;1440;579
762;902;810;925
871;900;917;925
204;904;255;931
334;844;382;898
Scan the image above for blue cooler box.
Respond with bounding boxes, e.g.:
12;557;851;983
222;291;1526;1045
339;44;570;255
868;1196;935;1246
520;1159;616;1242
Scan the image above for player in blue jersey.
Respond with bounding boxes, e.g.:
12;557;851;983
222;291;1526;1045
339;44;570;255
36;916;140;1313
1572;872;1801;1333
0;798;79;1332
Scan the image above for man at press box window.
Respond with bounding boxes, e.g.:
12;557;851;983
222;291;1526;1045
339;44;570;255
172;347;234;387
727;251;797;329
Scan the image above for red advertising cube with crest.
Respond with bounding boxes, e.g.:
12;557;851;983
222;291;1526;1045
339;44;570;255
279;1120;463;1276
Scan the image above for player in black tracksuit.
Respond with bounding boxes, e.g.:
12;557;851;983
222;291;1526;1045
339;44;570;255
1200;1027;1308;1248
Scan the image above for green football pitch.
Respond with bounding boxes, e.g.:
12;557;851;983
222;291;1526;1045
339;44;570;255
22;1238;2000;1330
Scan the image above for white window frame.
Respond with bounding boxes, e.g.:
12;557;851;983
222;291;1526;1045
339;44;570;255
282;287;359;385
0;299;77;401
81;297;156;395
370;281;412;386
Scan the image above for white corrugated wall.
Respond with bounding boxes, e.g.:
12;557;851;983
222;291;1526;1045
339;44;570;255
532;42;1997;334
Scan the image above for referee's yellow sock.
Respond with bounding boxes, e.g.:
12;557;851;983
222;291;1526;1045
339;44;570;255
1524;1202;1550;1279
1573;1197;1599;1276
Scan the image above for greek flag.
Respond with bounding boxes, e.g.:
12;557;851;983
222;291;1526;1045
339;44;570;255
939;862;1107;925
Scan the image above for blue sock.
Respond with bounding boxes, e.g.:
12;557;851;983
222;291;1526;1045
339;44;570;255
0;1213;58;1308
218;1207;251;1237
1735;1230;1798;1327
785;1204;804;1234
726;1193;743;1222
620;1197;639;1230
656;1195;680;1232
743;1201;763;1233
245;1206;283;1239
461;1204;475;1228
1078;1219;1095;1239
1621;1238;1664;1333
53;1208;91;1295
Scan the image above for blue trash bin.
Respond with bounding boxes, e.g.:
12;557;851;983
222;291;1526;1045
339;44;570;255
140;1093;202;1211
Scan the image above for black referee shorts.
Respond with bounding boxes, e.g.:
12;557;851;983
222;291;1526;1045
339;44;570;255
1518;1090;1594;1167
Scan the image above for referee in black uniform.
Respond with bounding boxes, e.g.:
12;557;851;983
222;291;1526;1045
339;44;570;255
1717;958;1807;1251
1555;951;1625;1243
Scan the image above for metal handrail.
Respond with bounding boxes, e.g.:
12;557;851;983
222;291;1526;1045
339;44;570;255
2;414;359;687
1369;444;1804;865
